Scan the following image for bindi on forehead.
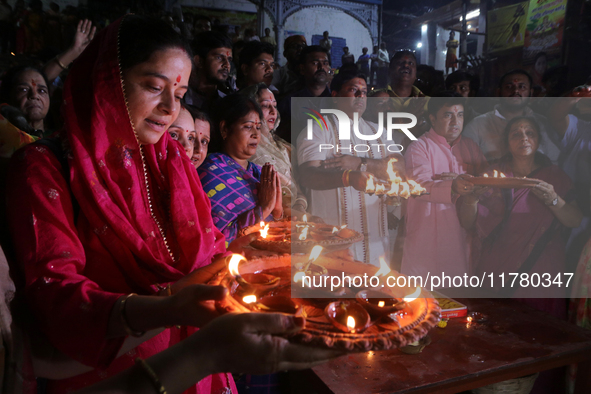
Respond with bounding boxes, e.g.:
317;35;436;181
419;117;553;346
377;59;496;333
31;79;36;87
226;51;231;57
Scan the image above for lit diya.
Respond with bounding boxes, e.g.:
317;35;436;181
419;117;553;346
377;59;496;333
325;300;371;333
356;289;406;318
469;170;540;188
227;254;280;295
365;158;428;200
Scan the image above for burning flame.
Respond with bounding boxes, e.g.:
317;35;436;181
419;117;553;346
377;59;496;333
387;182;400;196
386;158;401;183
332;227;339;234
378;301;385;307
399;182;410;199
302;214;308;223
403;286;421;302
486;170;507;178
365;174;376;193
347;316;356;331
243;295;257;304
259;223;270;238
375;257;391;277
309;245;323;262
341;224;347;229
299;226;309;240
293;271;305;283
408;179;426;195
260;221;265;228
228;254;246;277
375;183;386;195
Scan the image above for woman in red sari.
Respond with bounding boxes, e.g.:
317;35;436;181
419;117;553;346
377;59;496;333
5;15;241;393
458;116;582;394
458;117;582;309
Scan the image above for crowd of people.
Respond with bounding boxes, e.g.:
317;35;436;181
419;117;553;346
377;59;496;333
0;3;590;394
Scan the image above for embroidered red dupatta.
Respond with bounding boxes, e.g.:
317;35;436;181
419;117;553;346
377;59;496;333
6;16;232;393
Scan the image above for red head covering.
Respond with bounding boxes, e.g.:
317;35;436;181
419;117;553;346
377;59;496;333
61;16;226;291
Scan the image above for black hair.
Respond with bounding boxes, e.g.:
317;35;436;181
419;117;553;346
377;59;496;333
237;82;269;101
209;93;264;153
339;63;360;75
191;30;233;62
0;65;50;105
298;45;328;66
119;15;193;72
445;70;471;89
184;104;212;130
238;41;274;68
389;49;417;70
498;68;533;89
330;71;367;93
445;70;480;94
426;91;465;118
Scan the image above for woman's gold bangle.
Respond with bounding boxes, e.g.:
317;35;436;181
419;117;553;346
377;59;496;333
135;358;167;394
55;56;68;70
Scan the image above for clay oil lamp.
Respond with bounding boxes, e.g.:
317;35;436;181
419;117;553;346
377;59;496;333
293;245;325;284
257;296;300;314
310;224;336;241
325;300;371;333
356;289;406;319
228;254;280;296
336;225;357;239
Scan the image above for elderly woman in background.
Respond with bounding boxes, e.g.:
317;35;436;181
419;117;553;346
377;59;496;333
238;82;308;216
199;93;283;245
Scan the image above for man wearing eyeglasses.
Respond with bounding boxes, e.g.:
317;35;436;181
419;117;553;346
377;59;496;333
463;69;560;163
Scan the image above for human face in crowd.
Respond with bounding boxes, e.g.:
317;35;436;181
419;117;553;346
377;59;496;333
258;88;278;130
194;19;211;33
191;118;211;169
450;80;471;97
12;69;50;128
334;77;367;117
390;54;416;85
284;36;306;64
202;47;232;84
123;48;191;145
167;108;196;158
301;51;330;86
222;110;262;161
498;73;532;109
243;53;275;87
507;119;540;159
429;104;464;144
